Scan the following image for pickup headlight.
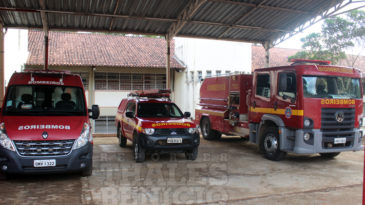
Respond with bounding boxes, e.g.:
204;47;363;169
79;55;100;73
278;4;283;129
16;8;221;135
188;127;198;134
72;123;91;150
0;123;16;152
143;128;155;135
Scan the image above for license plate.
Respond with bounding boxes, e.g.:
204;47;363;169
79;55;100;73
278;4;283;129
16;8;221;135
167;138;182;144
334;138;346;144
34;159;56;167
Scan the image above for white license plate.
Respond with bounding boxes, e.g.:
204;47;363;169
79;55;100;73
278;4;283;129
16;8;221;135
167;138;182;144
334;138;346;144
34;159;56;167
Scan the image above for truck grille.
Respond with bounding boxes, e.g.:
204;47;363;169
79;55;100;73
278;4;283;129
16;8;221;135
155;128;187;136
14;140;75;156
321;108;355;148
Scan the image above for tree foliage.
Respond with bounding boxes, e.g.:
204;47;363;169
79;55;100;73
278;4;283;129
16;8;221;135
289;10;365;64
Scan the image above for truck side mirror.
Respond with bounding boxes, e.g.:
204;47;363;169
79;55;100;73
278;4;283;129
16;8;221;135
126;111;135;118
184;112;191;118
88;105;100;120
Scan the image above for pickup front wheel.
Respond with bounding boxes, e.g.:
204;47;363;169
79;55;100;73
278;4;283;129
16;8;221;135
117;125;127;147
133;135;145;163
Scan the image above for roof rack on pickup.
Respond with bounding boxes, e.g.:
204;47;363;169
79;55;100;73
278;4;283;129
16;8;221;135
290;59;331;65
128;89;171;99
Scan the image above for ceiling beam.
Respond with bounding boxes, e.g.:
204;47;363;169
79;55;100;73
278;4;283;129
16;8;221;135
190;20;289;33
209;0;310;14
0;6;290;35
38;0;48;35
218;0;268;39
109;0;120;31
166;0;207;40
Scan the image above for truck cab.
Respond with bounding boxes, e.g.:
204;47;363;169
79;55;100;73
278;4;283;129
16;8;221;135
115;89;200;162
0;70;99;176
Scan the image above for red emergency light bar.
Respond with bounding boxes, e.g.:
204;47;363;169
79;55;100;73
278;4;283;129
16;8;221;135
290;59;331;65
128;89;171;98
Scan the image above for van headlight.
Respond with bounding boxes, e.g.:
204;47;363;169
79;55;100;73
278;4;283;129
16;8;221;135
72;123;91;150
188;127;198;134
143;128;155;135
0;123;16;152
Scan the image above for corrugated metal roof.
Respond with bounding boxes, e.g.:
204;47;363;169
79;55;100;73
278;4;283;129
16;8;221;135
0;0;346;45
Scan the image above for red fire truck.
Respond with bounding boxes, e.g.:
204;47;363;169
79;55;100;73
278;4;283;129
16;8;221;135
0;70;99;176
196;59;363;161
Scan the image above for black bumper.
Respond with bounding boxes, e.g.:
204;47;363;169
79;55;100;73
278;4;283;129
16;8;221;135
139;132;200;153
0;143;93;174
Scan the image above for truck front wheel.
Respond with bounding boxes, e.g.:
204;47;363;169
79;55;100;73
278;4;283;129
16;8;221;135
201;117;220;140
260;127;286;161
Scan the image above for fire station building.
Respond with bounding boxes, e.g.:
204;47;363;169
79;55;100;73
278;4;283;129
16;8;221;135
25;30;185;134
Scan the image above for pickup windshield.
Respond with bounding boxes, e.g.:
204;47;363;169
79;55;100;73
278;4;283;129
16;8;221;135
137;102;183;118
303;76;361;99
4;85;86;116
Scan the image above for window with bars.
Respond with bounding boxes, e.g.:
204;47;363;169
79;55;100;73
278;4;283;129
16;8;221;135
94;72;166;91
94;116;115;134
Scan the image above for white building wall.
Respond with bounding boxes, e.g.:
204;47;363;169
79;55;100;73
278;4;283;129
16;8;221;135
5;29;28;85
174;37;252;118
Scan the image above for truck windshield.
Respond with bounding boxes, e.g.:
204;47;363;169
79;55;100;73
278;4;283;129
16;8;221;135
4;85;86;116
137;103;183;118
303;76;361;99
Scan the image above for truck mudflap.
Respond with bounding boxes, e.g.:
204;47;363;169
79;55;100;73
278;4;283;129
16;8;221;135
279;128;363;154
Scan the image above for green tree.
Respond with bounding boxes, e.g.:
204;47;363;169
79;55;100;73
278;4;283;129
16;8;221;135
289;10;365;64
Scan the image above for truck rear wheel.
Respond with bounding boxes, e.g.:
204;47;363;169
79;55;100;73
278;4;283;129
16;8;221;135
117;125;127;147
201;117;220;140
260;127;286;161
320;152;340;159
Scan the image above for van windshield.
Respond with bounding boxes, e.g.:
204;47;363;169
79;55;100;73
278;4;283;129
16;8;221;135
303;76;361;99
137;103;183;118
4;85;86;116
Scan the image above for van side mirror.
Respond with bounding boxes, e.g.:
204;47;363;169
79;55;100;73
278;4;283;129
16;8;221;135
88;105;100;120
184;112;191;118
126;111;135;118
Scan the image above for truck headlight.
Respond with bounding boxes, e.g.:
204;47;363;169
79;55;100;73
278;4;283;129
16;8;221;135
303;117;313;128
73;123;91;150
143;128;155;135
0;123;16;152
303;133;311;141
188;128;198;134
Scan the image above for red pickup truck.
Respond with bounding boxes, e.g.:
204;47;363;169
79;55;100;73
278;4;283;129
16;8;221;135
115;89;200;162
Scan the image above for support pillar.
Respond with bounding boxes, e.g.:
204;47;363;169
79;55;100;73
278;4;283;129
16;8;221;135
0;24;4;106
44;33;49;70
166;40;171;90
263;41;271;68
89;67;95;133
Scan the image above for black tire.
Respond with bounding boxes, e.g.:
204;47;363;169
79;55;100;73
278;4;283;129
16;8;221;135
133;134;145;163
201;117;219;140
320;152;341;159
117;125;127;147
260;127;286;161
185;147;198;160
81;160;93;177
